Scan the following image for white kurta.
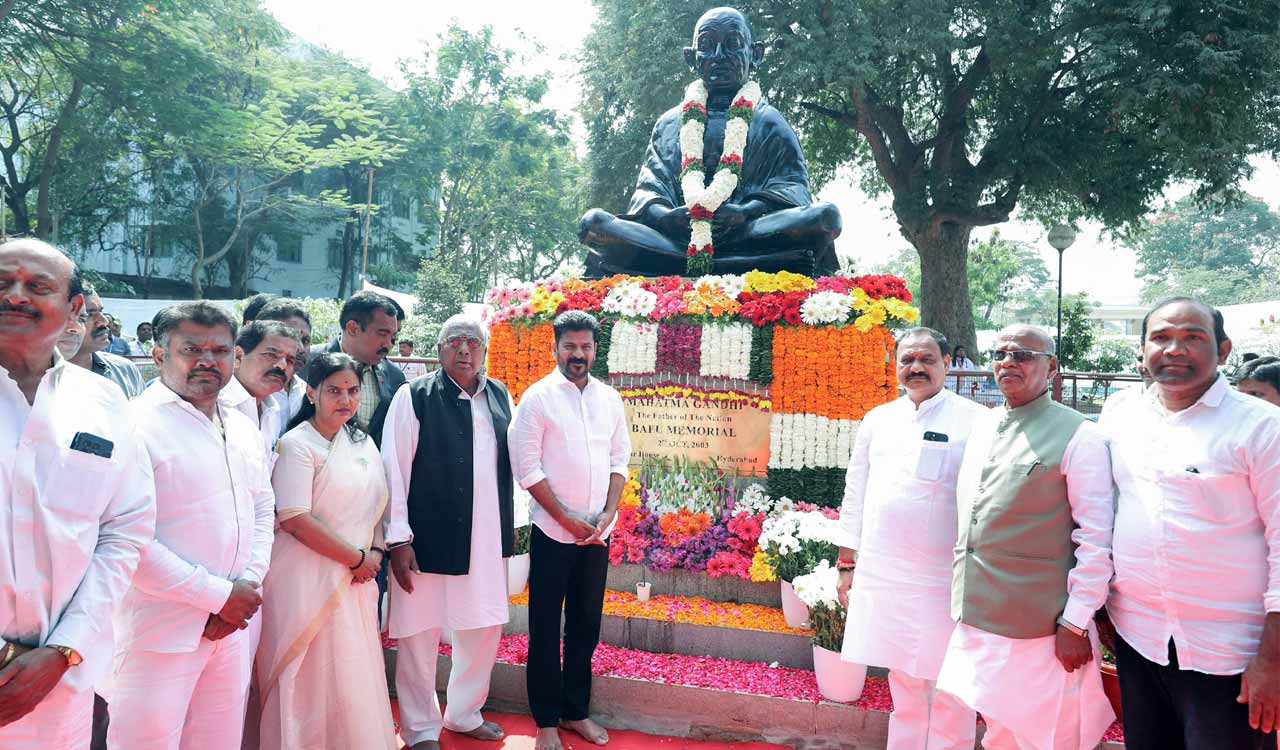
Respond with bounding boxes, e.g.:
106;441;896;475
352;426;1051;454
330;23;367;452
380;375;509;637
839;388;988;680
219;375;285;469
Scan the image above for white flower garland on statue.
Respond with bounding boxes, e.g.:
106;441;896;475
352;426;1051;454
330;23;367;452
678;79;761;275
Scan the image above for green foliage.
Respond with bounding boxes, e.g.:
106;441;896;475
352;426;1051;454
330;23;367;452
590;317;615;378
397;316;442;354
514;524;532;556
581;0;1280;350
1083;339;1139;374
808;602;847;652
398;25;586;300
769;538;837;584
413;255;468;324
967;233;1051;329
1057;294;1096;371
766;468;844;509
748;323;774;383
1130;194;1280;305
875;234;1051;331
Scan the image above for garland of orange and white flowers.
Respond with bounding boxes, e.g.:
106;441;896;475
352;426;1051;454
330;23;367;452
680;79;760;275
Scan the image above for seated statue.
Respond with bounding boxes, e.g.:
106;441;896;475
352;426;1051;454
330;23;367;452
580;7;841;278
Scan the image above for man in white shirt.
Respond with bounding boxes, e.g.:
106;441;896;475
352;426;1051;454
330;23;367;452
509;310;631;750
218;320;304;463
107;301;275;750
1101;297;1280;750
397;339;430;380
936;325;1115;750
836;328;985;750
382;315;515;750
0;240;155;750
257;298;313;436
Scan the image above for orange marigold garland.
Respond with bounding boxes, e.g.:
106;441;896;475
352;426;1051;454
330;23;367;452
486;322;556;403
769;325;895;420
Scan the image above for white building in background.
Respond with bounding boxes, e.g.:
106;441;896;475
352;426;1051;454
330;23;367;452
71;173;432;300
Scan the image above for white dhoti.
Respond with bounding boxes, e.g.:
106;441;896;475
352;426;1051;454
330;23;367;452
0;681;92;750
395;625;503;744
886;670;977;750
106;629;253;750
936;623;1114;750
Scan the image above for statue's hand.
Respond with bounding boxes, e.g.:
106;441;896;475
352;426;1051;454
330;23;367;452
713;202;748;231
656;205;691;234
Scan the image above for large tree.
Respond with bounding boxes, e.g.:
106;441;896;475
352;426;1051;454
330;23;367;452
1130;193;1280;305
398;25;587;300
580;0;1280;352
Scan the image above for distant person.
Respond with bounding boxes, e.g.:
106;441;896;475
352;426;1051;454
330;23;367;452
0;239;155;750
126;322;154;357
1235;355;1280;408
241;293;278;324
1102;298;1280;749
67;285;144;399
257;298;314;434
310;291;405;445
397;340;429;379
945;345;978;394
105;316;131;356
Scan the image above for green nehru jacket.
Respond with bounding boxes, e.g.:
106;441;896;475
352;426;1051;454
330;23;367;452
952;393;1087;639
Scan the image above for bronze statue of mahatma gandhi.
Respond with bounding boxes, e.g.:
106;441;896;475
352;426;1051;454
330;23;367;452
580;7;841;278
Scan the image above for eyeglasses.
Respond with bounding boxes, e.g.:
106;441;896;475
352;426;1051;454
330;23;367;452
444;336;483;351
988;349;1052;363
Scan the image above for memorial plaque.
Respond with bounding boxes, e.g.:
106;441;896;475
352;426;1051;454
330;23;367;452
623;391;771;475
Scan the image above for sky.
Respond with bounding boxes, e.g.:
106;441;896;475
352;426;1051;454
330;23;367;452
263;0;1280;306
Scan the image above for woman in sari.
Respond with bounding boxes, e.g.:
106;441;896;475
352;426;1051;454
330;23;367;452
255;352;398;749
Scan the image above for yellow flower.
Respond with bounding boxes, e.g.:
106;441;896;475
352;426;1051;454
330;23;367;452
743;270;817;294
749;549;778;582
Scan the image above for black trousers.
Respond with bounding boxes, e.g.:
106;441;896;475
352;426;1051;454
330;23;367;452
526;525;609;728
1116;634;1276;750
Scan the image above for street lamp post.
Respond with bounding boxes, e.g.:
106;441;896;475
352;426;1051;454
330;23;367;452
1048;224;1078;357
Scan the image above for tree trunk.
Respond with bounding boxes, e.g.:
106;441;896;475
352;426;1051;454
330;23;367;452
911;220;978;359
0;0;18;26
35;77;83;239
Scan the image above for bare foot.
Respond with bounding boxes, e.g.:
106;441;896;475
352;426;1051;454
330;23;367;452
461;719;504;741
535;726;563;750
560;717;610;745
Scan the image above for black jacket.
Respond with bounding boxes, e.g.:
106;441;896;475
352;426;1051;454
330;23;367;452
405;370;515;574
309;339;406;446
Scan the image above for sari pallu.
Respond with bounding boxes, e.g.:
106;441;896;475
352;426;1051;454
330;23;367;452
255;423;398;750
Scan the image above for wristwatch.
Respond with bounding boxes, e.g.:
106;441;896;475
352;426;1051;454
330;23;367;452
1055;616;1087;638
46;644;83;667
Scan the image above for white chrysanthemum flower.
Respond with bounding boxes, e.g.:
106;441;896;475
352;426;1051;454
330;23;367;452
792;559;840;609
800;290;854;326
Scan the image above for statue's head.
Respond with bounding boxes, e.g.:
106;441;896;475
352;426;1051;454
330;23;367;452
683;7;765;95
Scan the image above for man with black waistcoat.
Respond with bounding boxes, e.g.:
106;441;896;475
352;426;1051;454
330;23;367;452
310;291;405;445
381;314;513;750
